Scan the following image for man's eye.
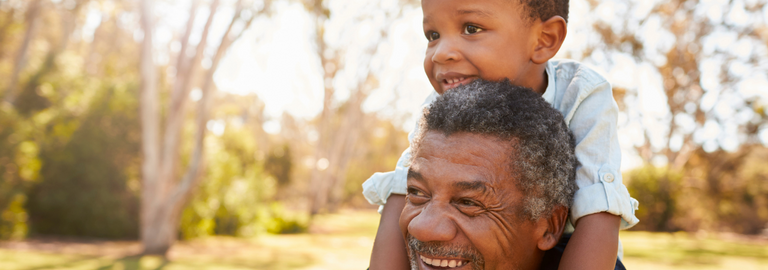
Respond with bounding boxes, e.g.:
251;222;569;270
463;25;483;35
407;187;429;205
426;31;440;41
407;187;426;197
458;199;479;207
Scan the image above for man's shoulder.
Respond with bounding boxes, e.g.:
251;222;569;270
548;59;610;94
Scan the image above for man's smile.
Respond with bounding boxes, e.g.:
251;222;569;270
420;254;469;268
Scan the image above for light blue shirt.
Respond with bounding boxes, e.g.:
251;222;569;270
362;59;639;256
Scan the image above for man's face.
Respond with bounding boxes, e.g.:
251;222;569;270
422;0;538;94
400;131;544;270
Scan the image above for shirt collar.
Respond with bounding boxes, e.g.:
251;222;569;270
542;61;557;104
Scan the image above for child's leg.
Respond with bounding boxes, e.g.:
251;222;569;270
369;194;410;270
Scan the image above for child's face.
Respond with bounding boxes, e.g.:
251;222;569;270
422;0;539;94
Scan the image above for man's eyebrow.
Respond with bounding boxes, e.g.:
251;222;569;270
407;168;424;182
453;180;488;192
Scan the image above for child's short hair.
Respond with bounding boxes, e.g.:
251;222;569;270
520;0;569;22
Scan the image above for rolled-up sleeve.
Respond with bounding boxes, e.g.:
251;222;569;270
565;80;639;230
362;92;438;212
361;148;410;208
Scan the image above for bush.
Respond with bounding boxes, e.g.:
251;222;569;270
26;87;141;239
625;165;682;232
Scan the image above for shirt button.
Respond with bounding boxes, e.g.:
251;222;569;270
603;173;615;183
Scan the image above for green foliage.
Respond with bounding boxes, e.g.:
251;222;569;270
26;85;141;239
265;144;293;187
627;149;768;234
180;124;306;239
626;165;683;231
0;109;32;239
0;193;28;240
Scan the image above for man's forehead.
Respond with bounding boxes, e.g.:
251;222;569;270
411;131;517;185
417;131;515;159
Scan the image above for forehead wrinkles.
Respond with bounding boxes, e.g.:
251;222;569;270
415;132;516;189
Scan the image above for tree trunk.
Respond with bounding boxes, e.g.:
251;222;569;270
139;0;162;255
307;11;338;215
327;89;367;212
307;3;399;215
0;8;16;60
3;0;42;105
141;199;181;255
139;0;259;256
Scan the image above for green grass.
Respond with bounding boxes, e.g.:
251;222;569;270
620;231;768;270
1;210;766;269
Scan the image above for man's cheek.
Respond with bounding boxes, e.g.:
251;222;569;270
463;214;517;261
399;204;421;238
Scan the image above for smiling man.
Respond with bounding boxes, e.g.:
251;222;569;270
399;79;579;270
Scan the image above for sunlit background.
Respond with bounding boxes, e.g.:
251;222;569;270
1;0;767;269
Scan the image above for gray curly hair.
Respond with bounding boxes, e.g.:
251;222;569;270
411;79;578;220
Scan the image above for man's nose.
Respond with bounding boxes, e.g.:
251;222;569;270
407;203;458;243
431;38;462;64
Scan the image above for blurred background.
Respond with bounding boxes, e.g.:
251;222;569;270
0;0;767;269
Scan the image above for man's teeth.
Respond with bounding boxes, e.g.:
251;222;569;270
420;255;465;268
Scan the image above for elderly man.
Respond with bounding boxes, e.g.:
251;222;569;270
399;79;579;270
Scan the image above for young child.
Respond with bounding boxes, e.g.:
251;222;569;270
364;0;639;269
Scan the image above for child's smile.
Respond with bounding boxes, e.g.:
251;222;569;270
437;72;476;91
422;0;541;94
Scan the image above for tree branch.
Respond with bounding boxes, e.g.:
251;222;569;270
170;0;261;208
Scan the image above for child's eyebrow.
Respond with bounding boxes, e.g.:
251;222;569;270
455;9;495;18
423;9;496;24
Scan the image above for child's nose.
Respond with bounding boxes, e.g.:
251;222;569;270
431;39;462;64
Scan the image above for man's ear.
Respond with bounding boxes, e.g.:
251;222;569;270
531;16;567;65
535;205;568;251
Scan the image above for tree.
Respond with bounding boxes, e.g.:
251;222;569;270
304;0;417;216
574;0;768;167
2;0;42;106
138;0;267;256
574;0;768;233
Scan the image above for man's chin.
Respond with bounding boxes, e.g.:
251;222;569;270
406;235;483;270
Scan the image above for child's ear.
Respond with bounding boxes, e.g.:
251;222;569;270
531;16;567;65
535;205;568;251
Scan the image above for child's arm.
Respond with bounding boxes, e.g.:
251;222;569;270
558;213;620;270
364;92;437;269
554;72;639;269
369;195;410;270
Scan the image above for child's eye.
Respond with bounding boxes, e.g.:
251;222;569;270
463;25;483;35
426;31;440;41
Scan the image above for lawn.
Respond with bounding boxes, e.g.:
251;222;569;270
1;209;766;269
